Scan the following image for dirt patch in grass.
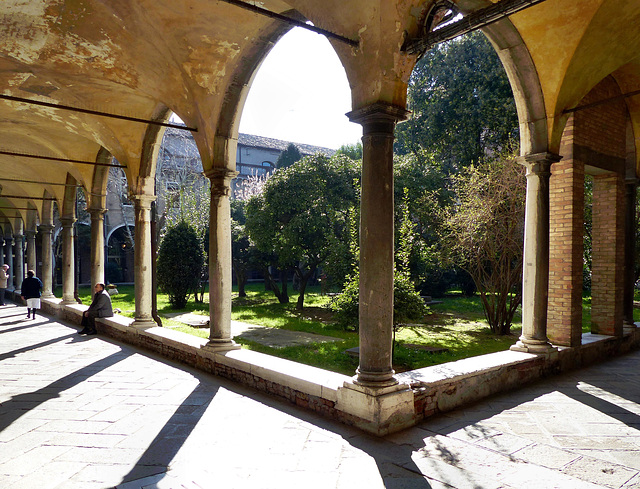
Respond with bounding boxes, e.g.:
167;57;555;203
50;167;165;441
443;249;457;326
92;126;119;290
290;306;335;324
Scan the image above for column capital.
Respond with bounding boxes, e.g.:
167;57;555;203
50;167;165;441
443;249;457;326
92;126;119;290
38;223;55;234
12;233;24;241
625;177;639;186
517;152;562;174
25;230;37;239
88;207;108;220
131;194;156;210
206;168;238;200
4;237;13;245
60;216;76;228
346;102;410;134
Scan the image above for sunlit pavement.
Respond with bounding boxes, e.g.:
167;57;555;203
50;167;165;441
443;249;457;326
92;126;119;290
0;303;639;489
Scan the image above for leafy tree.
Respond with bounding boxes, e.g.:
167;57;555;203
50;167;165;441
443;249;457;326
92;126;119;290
395;31;518;171
444;151;525;335
231;200;254;297
157;222;204;309
245;154;359;309
335;142;363;161
276;143;303;169
332;188;427;330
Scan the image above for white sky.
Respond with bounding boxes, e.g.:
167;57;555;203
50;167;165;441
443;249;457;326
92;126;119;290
238;27;362;150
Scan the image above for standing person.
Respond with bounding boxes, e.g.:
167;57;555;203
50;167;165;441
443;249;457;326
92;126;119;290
21;270;43;319
79;283;113;335
0;264;9;306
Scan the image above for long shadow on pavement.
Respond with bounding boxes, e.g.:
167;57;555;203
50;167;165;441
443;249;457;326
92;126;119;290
115;382;218;486
0;349;132;432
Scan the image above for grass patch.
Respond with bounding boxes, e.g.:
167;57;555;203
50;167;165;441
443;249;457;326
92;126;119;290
61;283;529;375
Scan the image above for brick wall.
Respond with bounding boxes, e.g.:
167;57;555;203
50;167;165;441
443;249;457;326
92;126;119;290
551;76;627;343
591;173;625;335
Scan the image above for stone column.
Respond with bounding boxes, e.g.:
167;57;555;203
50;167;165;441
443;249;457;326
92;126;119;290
89;209;107;289
13;233;24;293
512;153;561;353
60;217;76;304
39;224;55;298
623;178;637;332
4;237;13;290
131;194;156;328
203;168;239;351
25;230;37;273
347;103;409;387
0;237;4;266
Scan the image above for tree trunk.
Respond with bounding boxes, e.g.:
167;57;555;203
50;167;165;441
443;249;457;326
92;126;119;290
295;264;316;311
235;266;247;297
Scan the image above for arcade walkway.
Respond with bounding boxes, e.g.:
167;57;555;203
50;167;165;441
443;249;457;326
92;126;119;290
0;303;639;489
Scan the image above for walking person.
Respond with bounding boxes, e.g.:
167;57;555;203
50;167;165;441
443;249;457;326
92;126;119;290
21;270;43;319
79;283;113;335
0;264;9;306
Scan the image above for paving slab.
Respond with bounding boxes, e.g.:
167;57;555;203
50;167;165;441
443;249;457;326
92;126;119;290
0;303;640;488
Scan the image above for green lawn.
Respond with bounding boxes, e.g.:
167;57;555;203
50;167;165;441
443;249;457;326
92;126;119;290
58;283;634;376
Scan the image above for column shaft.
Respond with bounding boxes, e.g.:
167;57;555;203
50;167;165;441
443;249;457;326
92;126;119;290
5;238;13;290
347;103;409;387
132;195;156;328
13;234;24;293
39;224;55;298
60;218;76;303
205;168;239;350
512;153;560;353
89;209;107;289
25;231;37;273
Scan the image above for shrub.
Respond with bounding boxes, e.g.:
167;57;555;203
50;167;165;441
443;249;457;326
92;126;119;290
331;274;427;331
157;221;204;309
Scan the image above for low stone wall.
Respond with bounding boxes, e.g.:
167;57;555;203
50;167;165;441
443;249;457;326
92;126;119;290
36;297;640;435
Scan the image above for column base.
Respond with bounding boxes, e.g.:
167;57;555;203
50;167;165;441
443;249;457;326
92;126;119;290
354;368;398;388
510;339;557;354
201;339;241;352
41;293;55;299
336;379;415;436
623;320;637;335
131;318;157;329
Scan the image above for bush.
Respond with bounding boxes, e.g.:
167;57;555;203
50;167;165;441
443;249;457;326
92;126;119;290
157;222;204;308
331;274;427;331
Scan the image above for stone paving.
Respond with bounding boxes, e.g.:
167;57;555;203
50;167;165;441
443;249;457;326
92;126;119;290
1;303;639;488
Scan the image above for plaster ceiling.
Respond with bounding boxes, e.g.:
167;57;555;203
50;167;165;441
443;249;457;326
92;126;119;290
0;0;639;230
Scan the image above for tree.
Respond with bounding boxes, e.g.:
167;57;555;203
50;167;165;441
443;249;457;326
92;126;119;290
444;151;525;335
231;200;253;298
336;142;363;161
157;222;204;309
245;154;359;309
395;31;518;172
275;143;303;169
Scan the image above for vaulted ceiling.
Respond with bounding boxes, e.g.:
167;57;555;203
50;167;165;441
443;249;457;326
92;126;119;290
0;0;639;231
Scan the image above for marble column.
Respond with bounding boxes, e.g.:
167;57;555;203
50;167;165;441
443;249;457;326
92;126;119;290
131;194;156;328
25;230;37;273
89;209;107;289
4;238;13;290
60;217;76;304
203;168;239;351
13;233;24;293
512;153;561;353
347;103;409;387
39;224;55;298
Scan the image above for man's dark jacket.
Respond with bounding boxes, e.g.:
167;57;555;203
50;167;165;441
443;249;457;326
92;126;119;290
87;290;114;318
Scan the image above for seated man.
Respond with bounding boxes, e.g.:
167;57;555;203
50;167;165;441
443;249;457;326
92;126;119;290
79;282;114;335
